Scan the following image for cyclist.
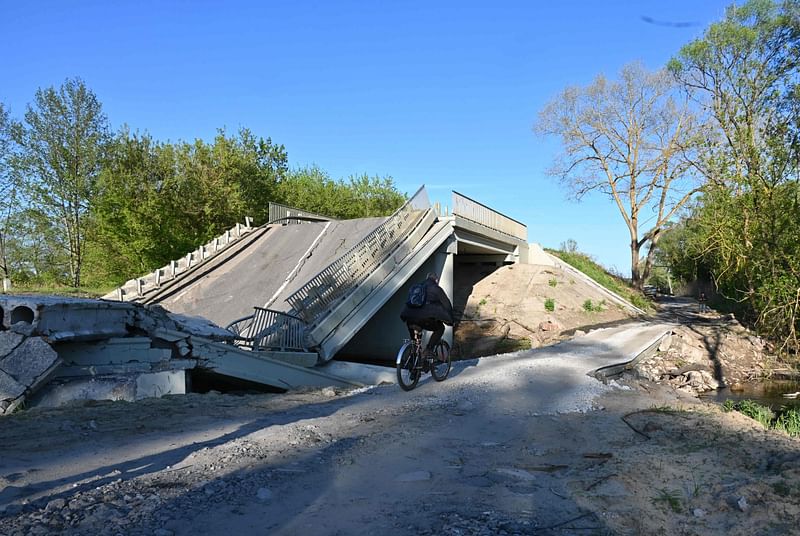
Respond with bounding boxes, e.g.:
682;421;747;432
400;272;454;361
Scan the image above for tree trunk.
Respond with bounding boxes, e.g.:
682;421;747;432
630;240;642;289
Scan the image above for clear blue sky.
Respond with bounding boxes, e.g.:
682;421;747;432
0;0;732;276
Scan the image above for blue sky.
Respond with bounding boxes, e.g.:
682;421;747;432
0;1;732;275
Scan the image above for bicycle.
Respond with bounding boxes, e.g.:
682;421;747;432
395;324;451;391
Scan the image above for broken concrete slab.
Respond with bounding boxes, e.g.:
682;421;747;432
0;332;24;358
56;338;172;366
0;368;26;413
1;337;61;388
30;370;187;408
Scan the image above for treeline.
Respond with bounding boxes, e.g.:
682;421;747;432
0;80;405;290
655;0;800;355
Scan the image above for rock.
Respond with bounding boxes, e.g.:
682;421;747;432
658;334;673;352
154;529;174;536
693;508;706;518
539;320;561;332
737;496;749;512
256;487;273;501
321;387;336;397
45;498;67;512
573;330;586;338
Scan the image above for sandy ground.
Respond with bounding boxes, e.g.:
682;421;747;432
1;325;798;535
1;264;798;535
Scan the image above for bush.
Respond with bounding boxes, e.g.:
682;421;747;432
544;298;555;312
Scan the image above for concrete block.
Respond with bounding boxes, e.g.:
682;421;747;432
30;370;186;409
55;338;170;366
135;370;186;399
1;337;60;387
0;332;24;358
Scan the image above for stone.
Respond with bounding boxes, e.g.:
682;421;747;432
0;332;25;358
1;337;60;386
256;487;273;501
45;498;67;512
539;320;561;332
658;333;673;352
693;508;707;518
737;496;749;512
154;529;174;536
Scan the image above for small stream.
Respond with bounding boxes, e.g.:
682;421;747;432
700;380;800;411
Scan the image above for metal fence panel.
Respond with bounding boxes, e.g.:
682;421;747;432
452;191;527;241
286;187;431;324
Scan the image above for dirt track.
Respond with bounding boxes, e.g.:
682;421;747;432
2;318;799;536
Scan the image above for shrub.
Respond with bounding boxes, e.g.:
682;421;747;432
548;278;558;287
544;298;555;312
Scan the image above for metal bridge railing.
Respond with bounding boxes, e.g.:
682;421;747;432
268;202;334;225
452;191;527;241
285;186;431;325
226;307;307;352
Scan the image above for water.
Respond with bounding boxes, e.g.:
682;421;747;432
700;380;800;411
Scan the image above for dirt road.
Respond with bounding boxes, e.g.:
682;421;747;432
1;322;799;536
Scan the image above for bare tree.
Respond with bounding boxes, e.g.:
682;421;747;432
535;62;703;288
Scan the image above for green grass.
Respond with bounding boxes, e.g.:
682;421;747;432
546;249;652;312
544;298;555;312
582;299;606;312
724;399;800;437
4;283;113;298
652;489;683;513
495;338;532;353
548;277;558;287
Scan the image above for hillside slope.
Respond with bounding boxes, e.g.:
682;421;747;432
454;261;641;358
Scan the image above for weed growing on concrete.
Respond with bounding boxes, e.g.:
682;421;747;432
548;278;558;287
544;298;555;312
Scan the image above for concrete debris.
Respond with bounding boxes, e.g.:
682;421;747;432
0;294;353;413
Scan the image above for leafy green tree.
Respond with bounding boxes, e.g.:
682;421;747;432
85;128;289;286
0;103;18;289
277;166;405;219
666;0;800;352
14;78;109;287
536;62;703;288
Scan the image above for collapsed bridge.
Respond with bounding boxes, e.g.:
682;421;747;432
1;187;529;409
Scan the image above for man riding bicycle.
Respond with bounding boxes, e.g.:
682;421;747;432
400;272;454;360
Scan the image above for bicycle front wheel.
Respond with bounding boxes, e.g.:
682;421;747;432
430;340;451;381
396;342;420;391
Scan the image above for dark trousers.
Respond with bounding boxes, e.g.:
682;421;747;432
406;318;445;350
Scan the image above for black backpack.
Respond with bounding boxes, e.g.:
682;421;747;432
406;281;427;308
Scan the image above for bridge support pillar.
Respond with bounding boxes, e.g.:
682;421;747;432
434;237;457;346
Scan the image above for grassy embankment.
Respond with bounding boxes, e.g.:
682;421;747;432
546;249;653;312
2;284;113;298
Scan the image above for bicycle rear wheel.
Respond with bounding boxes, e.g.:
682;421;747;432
396;342;420;391
430;340;451;381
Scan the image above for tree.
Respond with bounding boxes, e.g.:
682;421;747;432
277;167;405;219
14;78;109;287
667;0;800;352
535;62;703;288
0;103;18;289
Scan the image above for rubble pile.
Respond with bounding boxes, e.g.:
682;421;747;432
0;296;233;414
632;313;769;393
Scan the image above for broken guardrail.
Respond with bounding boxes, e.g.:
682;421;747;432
286;186;431;326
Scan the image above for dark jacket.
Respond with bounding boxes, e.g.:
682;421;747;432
400;279;454;325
